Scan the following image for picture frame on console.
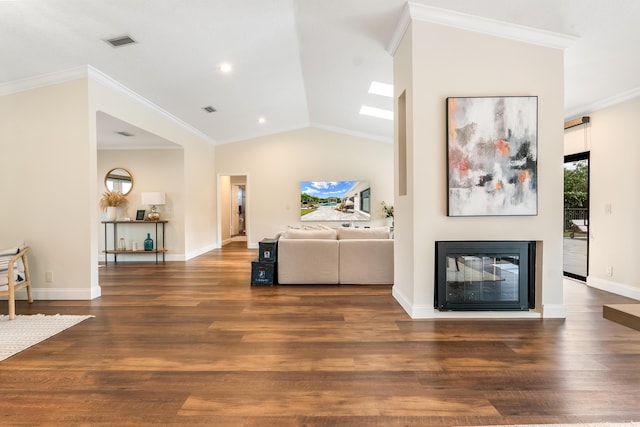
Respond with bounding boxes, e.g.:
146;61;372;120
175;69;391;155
136;210;146;221
446;96;538;217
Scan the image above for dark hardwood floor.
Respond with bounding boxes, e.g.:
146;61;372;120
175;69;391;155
2;241;640;426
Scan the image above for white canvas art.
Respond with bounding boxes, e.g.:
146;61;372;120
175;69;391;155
447;96;538;216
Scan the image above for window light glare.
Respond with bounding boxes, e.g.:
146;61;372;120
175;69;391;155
219;62;232;73
368;81;393;98
359;105;393;121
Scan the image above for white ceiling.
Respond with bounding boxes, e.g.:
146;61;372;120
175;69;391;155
1;0;639;148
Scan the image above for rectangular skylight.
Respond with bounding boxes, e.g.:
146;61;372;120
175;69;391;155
360;105;393;121
368;81;393;98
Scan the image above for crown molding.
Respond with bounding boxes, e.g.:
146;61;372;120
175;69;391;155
0;65;216;146
387;3;412;56
564;86;640;120
0;66;88;96
87;66;217;146
388;2;578;56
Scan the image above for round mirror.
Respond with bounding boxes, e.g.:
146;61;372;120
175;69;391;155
105;168;133;195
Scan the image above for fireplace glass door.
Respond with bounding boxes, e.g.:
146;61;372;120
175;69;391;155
435;241;533;311
445;255;519;303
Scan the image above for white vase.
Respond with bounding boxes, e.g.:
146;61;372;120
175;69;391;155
385;217;393;228
107;206;117;221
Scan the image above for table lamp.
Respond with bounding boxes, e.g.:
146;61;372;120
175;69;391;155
141;192;166;221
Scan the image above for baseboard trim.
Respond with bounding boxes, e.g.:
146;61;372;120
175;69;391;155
587;277;640;301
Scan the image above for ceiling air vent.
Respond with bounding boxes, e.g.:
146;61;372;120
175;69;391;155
116;131;134;137
105;35;136;47
203;106;216;113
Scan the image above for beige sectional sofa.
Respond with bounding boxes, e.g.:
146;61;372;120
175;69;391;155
277;226;393;285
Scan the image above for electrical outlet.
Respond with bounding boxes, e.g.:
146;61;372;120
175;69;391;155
606;266;613;277
45;271;53;283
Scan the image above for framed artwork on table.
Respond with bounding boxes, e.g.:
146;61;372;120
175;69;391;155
446;96;538;216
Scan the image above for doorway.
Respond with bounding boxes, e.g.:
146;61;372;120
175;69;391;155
563;152;589;281
231;184;246;238
219;174;248;246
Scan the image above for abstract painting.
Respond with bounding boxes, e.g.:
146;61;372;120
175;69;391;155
446;96;538;216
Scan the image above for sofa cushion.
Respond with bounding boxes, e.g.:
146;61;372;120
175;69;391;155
0;247;19;275
283;228;337;240
337;227;390;240
339;239;394;284
277;239;340;284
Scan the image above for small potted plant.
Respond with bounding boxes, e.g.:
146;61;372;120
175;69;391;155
381;201;394;227
100;191;128;221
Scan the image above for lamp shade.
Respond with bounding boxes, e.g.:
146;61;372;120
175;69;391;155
141;192;166;206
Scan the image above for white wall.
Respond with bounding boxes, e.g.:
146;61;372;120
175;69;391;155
393;20;565;318
88;70;217;261
97;149;185;260
565;97;640;299
0;79;97;299
215;127;394;246
0;68;217;302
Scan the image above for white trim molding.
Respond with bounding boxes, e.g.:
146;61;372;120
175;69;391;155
388;2;577;56
587;276;640;301
564;85;640;120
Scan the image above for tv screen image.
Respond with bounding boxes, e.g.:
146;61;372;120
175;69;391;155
300;181;371;222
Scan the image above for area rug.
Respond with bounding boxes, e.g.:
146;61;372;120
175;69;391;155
0;314;94;362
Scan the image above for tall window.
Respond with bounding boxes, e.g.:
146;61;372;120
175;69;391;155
361;188;371;213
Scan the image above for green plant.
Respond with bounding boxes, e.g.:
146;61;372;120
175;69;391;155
381;201;394;218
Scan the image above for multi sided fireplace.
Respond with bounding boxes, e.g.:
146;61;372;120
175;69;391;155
435;241;535;311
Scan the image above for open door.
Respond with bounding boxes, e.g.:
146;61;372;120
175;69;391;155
563;152;589;281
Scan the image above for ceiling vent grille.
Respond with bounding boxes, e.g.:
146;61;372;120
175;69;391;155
105;35;136;47
203;106;216;113
116;131;134;137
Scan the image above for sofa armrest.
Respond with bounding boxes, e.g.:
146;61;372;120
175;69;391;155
339;239;393;285
277;239;340;284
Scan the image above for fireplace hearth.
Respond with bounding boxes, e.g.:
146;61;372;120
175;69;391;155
435;241;535;311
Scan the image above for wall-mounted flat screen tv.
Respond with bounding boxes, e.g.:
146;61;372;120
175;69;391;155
300;181;371;222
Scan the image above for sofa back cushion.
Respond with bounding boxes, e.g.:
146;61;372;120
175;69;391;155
337;227;390;240
283;228;337;240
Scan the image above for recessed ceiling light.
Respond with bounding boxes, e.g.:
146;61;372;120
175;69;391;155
104;35;136;48
257;117;266;124
360;105;393;121
219;63;232;73
368;81;393;98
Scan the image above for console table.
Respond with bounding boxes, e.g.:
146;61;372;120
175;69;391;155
102;220;168;264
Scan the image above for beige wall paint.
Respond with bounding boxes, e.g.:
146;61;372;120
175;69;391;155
393;21;565;318
0;79;97;299
393;24;416;309
564;97;640;299
98;149;185;259
88;74;217;261
215;127;394;246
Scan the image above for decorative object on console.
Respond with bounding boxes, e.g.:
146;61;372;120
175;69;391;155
135;210;145;221
446;96;538;216
100;190;128;221
141;192;166;221
300;181;371;222
381;201;394;227
104;167;133;196
144;233;154;251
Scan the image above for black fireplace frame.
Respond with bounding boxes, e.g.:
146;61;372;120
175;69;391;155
435;240;535;311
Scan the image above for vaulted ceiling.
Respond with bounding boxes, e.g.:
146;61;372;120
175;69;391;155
1;0;639;148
